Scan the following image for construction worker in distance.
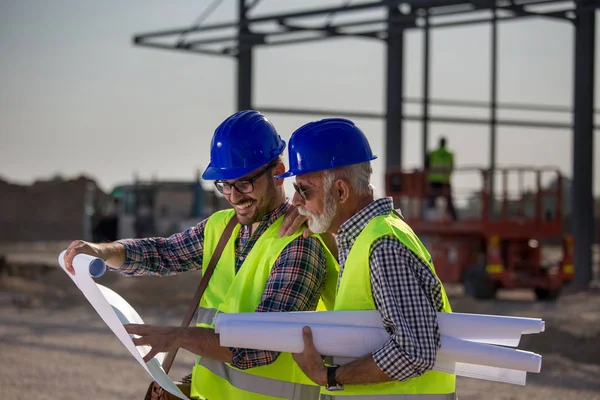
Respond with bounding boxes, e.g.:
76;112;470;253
62;110;339;400
276;118;456;399
426;136;458;221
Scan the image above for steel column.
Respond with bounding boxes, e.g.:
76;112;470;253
572;2;596;287
237;0;252;111
386;6;405;174
422;9;430;167
489;6;498;217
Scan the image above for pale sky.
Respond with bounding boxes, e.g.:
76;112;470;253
1;0;599;201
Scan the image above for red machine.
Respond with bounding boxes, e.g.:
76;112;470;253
386;167;574;301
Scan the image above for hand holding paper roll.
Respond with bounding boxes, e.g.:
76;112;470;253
60;240;125;275
58;249;107;278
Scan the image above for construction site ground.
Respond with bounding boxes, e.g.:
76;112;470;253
1;241;599;400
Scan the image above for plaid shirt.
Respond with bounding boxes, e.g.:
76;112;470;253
336;197;444;381
117;201;327;369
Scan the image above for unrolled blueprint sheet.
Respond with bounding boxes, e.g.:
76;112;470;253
57;252;189;400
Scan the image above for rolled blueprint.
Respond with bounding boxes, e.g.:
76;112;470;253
437;313;544;346
220;320;388;358
58;250;107;278
214;310;545;347
218;320;542;373
214;310;383;332
437;336;541;373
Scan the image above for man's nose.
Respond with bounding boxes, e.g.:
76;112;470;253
228;185;245;203
291;191;304;207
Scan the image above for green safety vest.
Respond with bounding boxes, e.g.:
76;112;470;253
190;209;339;400
428;148;454;184
320;211;456;400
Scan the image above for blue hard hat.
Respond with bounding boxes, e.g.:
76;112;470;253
276;118;377;178
202;110;286;181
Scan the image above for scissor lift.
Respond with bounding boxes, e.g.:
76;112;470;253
386;167;574;301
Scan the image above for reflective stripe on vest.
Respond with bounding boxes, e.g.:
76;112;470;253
199;357;320;400
321;393;456;400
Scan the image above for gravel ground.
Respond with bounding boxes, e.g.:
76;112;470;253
1;242;599;400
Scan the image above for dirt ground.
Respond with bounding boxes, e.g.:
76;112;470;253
1;241;599;400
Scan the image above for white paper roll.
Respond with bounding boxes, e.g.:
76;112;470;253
437;336;542;373
220;320;388;358
214;310;383;332
214;310;545;347
218;320;542;373
437;312;544;346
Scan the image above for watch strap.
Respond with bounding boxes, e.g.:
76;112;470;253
326;365;343;391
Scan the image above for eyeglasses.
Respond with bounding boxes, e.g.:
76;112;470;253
293;182;315;201
214;164;275;195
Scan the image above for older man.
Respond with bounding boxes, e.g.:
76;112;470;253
276;118;456;399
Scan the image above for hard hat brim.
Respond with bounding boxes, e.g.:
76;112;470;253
202;165;264;181
275;155;377;180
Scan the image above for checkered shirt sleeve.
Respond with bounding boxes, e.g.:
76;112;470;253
116;220;207;276
370;237;444;381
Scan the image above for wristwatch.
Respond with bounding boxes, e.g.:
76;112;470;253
326;365;344;391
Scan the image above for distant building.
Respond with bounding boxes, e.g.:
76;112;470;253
0;176;109;242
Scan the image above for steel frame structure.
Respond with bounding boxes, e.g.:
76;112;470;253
132;0;598;287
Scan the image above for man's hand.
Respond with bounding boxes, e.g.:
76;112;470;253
278;205;312;238
62;240;125;275
62;240;103;275
125;324;183;363
292;326;327;386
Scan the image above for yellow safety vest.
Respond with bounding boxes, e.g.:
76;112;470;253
320;211;456;400
190;209;339;400
428;148;454;184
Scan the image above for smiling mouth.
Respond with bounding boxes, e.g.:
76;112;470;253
234;200;253;211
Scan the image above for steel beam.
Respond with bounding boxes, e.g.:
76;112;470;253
131;40;231;57
504;2;572;22
572;1;596;288
256;106;594;130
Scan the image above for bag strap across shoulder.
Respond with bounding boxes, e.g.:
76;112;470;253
161;214;239;373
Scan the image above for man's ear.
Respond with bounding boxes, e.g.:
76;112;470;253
336;179;351;204
273;162;286;187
